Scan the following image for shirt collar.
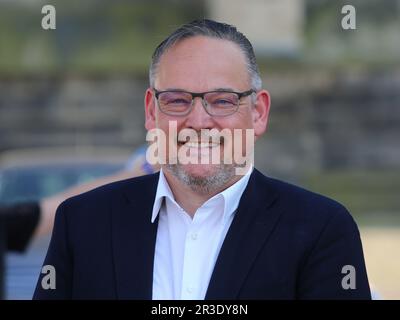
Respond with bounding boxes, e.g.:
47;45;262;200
219;165;253;223
151;166;253;223
151;168;175;223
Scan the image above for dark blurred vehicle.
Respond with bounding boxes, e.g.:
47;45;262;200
0;147;127;299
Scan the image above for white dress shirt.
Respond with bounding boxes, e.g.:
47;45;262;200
151;167;252;300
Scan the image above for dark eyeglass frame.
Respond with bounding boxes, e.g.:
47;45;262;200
153;88;256;117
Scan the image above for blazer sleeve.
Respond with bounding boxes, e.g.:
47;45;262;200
33;201;72;299
297;206;371;299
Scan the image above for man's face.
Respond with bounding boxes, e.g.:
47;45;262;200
145;36;270;192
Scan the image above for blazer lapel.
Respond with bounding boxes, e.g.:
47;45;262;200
111;173;159;299
205;169;282;299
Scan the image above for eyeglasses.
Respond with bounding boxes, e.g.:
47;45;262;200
153;88;255;117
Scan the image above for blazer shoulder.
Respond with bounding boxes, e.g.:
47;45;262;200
57;172;159;220
254;170;358;232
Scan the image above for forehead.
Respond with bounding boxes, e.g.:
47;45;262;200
154;36;250;91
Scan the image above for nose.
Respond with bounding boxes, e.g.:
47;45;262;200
184;97;214;130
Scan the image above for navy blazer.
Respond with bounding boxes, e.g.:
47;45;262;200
33;169;371;299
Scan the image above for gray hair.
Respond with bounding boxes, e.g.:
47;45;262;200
149;19;262;91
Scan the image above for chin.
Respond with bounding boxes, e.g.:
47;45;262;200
165;162;237;194
181;163;220;178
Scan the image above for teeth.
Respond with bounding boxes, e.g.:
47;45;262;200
184;142;220;148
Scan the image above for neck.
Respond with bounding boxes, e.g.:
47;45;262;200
162;166;248;217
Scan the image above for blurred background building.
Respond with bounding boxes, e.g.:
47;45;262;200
208;0;304;55
0;0;399;299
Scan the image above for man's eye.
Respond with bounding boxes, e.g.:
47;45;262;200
168;99;190;105
213;99;235;105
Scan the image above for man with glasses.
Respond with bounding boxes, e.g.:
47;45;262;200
34;19;371;299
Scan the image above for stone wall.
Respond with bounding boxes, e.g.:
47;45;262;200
260;69;400;176
0;76;148;151
1;69;399;176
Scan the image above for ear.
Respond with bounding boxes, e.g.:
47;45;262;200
252;89;271;140
145;88;157;130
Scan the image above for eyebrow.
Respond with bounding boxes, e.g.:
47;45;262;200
162;87;239;92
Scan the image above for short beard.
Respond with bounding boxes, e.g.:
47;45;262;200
164;163;236;195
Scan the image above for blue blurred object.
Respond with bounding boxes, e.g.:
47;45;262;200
0;163;122;206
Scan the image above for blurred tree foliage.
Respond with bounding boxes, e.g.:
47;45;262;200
0;0;398;75
0;0;205;75
304;0;400;67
